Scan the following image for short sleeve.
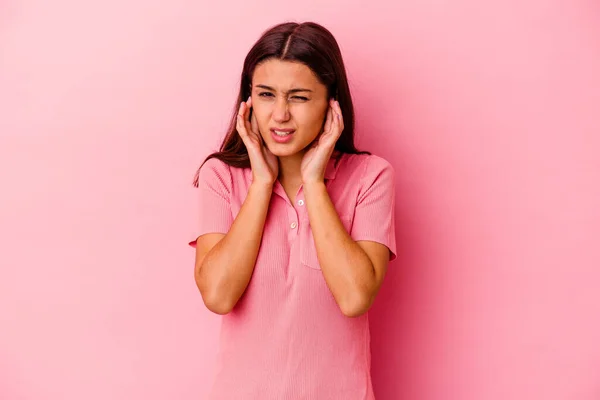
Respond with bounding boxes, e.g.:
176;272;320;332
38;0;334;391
188;157;234;247
350;156;397;261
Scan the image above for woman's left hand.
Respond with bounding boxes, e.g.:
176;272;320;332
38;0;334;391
301;99;344;184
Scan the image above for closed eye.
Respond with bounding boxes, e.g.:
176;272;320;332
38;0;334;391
257;92;309;101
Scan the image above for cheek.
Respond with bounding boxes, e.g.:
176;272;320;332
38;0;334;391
296;108;326;133
251;105;270;130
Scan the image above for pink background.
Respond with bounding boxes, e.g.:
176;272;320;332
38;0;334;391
1;1;599;399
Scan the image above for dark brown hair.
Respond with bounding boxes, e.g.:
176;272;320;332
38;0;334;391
193;21;369;187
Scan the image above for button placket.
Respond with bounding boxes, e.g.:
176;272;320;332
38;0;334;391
286;202;299;240
295;196;308;223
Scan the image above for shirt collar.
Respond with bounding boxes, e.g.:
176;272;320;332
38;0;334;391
324;151;342;180
245;151;342;182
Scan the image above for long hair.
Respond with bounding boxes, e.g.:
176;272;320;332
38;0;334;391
193;21;369;187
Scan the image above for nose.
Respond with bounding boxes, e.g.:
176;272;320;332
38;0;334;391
272;97;290;123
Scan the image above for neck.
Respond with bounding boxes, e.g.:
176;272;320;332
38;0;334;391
277;151;305;185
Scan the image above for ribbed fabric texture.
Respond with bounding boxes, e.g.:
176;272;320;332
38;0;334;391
190;153;396;399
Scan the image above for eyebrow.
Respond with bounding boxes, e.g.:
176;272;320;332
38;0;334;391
255;84;313;94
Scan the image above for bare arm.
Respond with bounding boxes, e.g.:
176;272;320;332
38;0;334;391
193;96;278;315
304;182;390;318
194;181;273;314
300;100;393;317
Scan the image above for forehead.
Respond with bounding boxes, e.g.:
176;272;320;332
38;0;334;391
252;59;323;91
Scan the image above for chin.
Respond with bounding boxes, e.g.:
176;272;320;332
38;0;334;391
265;141;307;158
268;146;299;158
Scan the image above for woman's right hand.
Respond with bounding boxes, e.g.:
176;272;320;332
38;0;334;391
237;96;279;185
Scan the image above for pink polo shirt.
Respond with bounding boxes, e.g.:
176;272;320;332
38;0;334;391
190;152;396;399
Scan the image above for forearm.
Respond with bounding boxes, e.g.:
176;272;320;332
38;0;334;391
303;182;377;317
198;181;273;313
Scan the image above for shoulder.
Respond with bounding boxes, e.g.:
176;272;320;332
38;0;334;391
197;156;254;194
341;153;395;181
201;156;231;174
197;157;233;192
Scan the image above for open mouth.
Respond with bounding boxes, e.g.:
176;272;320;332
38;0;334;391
274;130;293;136
270;128;295;143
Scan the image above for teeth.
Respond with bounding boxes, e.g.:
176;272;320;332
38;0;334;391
274;130;292;136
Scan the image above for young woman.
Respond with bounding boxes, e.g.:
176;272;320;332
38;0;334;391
190;21;397;399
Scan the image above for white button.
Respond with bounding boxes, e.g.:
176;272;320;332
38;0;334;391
290;222;297;229
298;199;304;206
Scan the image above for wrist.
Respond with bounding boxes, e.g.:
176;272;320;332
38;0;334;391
302;180;327;193
250;180;275;191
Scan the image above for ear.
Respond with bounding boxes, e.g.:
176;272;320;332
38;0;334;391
322;101;333;133
251;110;259;134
